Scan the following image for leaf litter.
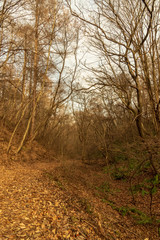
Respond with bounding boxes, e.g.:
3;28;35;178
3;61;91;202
0;127;159;240
0;161;103;240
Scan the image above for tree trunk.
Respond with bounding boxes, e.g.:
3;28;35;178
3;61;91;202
30;0;39;140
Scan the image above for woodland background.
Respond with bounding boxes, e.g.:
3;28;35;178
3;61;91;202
0;0;160;162
0;0;160;168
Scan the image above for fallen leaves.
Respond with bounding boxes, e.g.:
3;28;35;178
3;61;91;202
0;155;158;240
0;164;100;240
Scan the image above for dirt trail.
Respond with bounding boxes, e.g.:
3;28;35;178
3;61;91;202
0;160;158;240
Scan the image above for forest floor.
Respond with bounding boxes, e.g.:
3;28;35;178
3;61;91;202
0;127;160;239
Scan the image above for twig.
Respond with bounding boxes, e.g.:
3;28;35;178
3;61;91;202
83;219;115;240
116;222;139;236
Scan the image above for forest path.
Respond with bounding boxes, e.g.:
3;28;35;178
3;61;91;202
0;161;108;240
0;159;158;240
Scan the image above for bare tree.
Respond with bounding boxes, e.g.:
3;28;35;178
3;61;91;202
67;0;160;137
1;0;80;153
72;93;91;161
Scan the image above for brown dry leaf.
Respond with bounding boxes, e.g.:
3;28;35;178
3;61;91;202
55;200;59;207
52;229;56;234
41;223;46;229
19;223;26;229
